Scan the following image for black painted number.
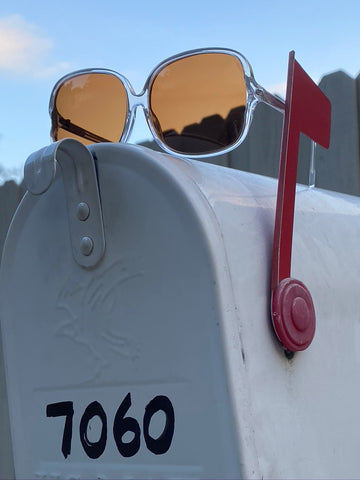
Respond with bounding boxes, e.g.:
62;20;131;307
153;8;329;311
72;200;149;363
46;394;175;459
79;401;107;459
46;401;74;459
143;395;175;455
113;393;141;457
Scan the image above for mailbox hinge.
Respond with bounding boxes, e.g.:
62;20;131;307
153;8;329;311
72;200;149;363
24;138;105;268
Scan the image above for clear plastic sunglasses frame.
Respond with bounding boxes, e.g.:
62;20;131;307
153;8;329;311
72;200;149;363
49;47;285;159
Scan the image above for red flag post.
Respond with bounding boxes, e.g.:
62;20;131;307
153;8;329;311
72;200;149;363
271;51;331;352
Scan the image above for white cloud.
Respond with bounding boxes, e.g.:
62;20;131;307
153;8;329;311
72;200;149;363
0;15;70;78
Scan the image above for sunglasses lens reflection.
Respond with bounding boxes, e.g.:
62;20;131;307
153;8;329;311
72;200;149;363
150;53;247;155
52;73;128;144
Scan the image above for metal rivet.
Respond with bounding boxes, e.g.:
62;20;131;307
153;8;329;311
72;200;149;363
80;236;94;256
77;202;90;221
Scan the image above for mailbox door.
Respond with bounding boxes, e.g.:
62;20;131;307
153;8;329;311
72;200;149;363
0;143;242;479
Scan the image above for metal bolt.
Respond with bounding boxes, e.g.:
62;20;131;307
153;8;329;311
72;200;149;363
80;236;94;256
77;202;90;221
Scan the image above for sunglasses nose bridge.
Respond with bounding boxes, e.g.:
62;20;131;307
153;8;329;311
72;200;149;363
127;89;149;121
122;90;149;142
128;88;146;107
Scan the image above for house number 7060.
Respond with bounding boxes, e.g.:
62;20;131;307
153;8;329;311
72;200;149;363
46;393;175;459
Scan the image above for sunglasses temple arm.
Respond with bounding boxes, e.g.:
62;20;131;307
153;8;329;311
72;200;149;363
260;89;285;113
58;115;111;143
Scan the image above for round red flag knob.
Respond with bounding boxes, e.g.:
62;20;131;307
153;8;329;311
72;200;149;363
272;278;316;352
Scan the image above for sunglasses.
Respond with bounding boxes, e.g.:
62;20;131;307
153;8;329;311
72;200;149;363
49;48;285;158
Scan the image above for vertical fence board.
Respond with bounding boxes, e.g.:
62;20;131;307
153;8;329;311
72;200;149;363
0;181;25;261
0;181;23;480
316;71;360;195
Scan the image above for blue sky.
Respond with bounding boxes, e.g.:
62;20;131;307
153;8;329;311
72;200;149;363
1;0;360;182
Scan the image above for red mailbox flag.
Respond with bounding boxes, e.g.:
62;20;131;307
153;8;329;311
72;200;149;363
271;51;331;352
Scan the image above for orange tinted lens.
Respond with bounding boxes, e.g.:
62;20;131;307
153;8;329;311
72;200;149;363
150;53;247;155
52;73;128;145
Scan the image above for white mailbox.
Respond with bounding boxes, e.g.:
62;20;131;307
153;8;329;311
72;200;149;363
1;139;360;479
